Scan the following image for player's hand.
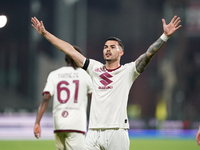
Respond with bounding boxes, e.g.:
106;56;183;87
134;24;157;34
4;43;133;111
31;17;47;36
196;129;200;146
162;15;181;37
34;123;41;139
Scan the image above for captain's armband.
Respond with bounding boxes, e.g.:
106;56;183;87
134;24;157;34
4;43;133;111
83;58;90;70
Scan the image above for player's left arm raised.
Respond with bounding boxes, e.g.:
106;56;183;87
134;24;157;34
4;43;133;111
135;15;181;73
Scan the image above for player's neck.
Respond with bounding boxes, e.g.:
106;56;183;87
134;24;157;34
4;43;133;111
105;61;120;70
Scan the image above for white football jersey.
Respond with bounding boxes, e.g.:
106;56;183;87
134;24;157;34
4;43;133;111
43;66;92;133
85;59;140;129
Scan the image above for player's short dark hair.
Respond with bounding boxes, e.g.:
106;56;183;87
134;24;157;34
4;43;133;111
105;37;124;51
65;45;82;69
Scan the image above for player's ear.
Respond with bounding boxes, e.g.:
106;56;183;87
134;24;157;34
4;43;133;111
119;50;124;56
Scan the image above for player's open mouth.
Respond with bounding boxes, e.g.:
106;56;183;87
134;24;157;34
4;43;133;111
106;53;111;57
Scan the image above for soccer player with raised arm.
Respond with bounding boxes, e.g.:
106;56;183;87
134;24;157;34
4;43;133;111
31;15;181;150
34;46;92;150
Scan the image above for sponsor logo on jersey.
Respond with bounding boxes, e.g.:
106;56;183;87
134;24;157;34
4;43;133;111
99;72;113;89
95;67;105;73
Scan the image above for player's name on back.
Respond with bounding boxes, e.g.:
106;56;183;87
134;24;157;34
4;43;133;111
58;72;79;78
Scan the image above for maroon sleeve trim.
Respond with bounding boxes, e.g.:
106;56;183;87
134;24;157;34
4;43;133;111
42;91;50;96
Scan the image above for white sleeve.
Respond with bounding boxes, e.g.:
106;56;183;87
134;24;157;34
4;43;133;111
127;61;140;81
86;75;93;94
43;73;55;96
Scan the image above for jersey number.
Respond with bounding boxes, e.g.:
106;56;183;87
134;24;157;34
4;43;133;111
57;80;79;104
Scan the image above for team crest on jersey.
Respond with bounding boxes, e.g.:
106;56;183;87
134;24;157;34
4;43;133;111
99;72;113;89
62;111;69;118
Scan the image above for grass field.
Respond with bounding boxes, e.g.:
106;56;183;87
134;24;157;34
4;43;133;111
130;139;198;150
0;139;198;150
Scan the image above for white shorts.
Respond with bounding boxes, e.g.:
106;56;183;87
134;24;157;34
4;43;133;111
54;132;85;150
84;128;129;150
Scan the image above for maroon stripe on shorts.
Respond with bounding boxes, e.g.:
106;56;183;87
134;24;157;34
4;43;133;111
54;130;86;135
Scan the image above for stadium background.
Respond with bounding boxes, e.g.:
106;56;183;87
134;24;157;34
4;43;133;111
0;0;200;149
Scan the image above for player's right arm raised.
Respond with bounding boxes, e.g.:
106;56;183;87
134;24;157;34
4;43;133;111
135;15;181;73
31;17;85;68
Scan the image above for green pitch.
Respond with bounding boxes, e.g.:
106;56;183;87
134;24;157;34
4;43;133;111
130;139;198;150
0;139;198;150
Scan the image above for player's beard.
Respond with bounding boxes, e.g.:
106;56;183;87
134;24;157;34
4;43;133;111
105;58;112;61
104;54;119;63
104;54;111;61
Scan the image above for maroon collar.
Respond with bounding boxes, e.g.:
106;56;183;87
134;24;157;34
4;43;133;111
106;65;121;72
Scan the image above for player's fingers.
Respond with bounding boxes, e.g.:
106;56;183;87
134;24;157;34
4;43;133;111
170;15;177;24
174;20;181;27
162;19;166;26
174;18;181;27
34;133;38;139
32;24;40;33
175;25;181;31
175;17;180;23
31;18;36;26
34;17;40;24
32;17;38;24
31;24;36;29
31;17;40;27
41;21;44;27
